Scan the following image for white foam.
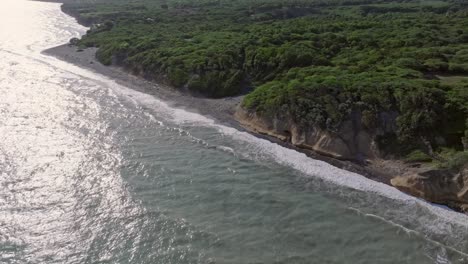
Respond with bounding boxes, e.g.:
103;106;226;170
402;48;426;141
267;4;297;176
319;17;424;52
41;59;468;229
11;0;466;259
16;0;467;226
26;9;468;234
349;207;468;261
113;84;468;226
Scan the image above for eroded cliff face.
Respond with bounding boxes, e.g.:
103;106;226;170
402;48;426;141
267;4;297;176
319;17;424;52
235;106;468;213
391;166;468;212
234;107;384;161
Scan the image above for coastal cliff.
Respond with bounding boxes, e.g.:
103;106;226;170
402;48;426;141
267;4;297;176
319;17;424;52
235;107;384;161
392;165;468;212
50;0;468;213
236;104;468;211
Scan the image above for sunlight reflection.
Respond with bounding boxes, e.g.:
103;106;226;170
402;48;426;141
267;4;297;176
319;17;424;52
0;1;141;262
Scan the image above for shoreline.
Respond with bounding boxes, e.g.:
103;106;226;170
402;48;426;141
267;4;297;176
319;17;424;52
43;44;414;185
43;45;245;130
41;0;428;187
40;1;468;214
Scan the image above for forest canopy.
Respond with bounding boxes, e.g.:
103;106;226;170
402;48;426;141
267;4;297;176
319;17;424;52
64;0;468;159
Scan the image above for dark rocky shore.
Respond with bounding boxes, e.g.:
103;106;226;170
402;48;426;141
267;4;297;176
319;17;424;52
44;44;405;182
43;45;244;128
44;41;467;214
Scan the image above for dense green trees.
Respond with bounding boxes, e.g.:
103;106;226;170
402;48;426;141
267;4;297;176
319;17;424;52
65;0;468;157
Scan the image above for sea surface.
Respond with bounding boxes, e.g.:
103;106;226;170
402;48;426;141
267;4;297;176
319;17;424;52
1;1;468;263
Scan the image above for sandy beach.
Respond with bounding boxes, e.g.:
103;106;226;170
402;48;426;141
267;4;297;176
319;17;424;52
43;44;245;129
43;44;414;185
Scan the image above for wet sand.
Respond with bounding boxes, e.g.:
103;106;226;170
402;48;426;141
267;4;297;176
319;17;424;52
43;44;244;129
43;44;416;185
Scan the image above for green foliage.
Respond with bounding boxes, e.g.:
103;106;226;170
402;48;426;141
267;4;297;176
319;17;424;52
168;67;188;87
65;0;468;152
438;151;468;170
395;86;446;141
405;150;433;163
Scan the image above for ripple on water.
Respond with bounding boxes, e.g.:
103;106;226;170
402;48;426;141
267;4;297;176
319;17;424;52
1;1;468;264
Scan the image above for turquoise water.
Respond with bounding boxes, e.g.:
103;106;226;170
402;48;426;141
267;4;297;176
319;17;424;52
0;1;468;263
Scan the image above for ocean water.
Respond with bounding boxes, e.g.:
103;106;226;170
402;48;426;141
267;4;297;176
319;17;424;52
0;1;468;263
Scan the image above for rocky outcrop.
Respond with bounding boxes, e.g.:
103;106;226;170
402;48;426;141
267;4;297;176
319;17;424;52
391;166;468;212
234;107;380;161
235;106;468;213
69;37;80;46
